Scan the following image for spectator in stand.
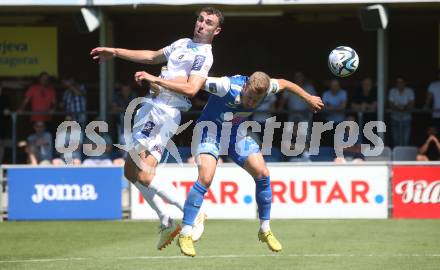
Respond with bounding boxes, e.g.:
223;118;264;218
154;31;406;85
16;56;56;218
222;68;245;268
280;71;317;122
322;79;347;124
18;121;53;165
250;93;277;142
52;115;83;165
61;76;87;128
111;83;137;147
281;123;311;162
18;72;56;125
351;77;377;121
416;126;440;161
388;77;415;146
0;84;11;164
333;115;364;163
82;123;114;166
424;69;440;127
279;72;316;141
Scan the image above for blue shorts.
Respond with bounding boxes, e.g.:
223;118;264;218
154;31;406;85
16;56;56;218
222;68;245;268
196;125;260;168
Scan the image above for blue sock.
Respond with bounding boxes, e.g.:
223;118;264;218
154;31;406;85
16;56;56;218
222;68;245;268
255;176;272;221
182;181;207;226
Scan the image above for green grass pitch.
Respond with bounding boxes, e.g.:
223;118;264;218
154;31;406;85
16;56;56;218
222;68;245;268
0;220;439;270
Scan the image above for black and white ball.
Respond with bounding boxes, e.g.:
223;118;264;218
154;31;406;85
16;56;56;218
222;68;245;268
328;46;359;77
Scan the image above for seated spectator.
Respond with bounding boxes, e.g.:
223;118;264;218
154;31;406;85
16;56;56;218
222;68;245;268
351;77;377;124
19;121;53;165
280;71;317;123
279;72;316;141
251;93;277;143
82;124;114;166
322;79;347;124
334;115;364;163
112;157;125;166
281;122;311;162
388;77;414;146
424;69;440;127
417;126;440;161
52;115;83;165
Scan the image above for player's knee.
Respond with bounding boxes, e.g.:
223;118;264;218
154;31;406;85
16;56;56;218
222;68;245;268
255;167;270;180
136;171;155;186
197;174;213;188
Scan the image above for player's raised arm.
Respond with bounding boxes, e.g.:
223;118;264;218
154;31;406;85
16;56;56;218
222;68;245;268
275;78;324;113
201;77;230;97
135;71;206;98
90;47;167;65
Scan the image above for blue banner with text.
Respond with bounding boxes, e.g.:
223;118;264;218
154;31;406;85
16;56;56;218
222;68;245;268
8;167;122;220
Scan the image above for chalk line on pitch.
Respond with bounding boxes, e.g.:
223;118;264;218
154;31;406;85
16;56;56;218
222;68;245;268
0;253;439;263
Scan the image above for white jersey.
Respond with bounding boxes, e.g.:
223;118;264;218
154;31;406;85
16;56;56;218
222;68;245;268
154;38;213;111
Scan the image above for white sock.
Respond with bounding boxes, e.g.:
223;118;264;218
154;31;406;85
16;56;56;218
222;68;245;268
181;225;192;237
134;181;169;227
148;178;185;211
260;220;271;233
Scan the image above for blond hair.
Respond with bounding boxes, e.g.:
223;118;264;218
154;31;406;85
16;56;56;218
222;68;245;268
249;71;270;95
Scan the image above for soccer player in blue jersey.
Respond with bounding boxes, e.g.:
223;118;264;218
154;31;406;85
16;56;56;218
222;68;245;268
135;71;324;256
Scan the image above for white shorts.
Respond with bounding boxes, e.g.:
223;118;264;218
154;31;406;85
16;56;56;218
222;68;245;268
132;98;181;162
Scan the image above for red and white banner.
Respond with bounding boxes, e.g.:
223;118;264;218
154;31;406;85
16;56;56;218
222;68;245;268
131;164;257;220
392;166;440;219
269;165;388;218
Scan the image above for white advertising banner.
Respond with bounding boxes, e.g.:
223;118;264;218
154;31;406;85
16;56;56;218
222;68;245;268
131;164;388;219
269;165;389;219
130;164;257;220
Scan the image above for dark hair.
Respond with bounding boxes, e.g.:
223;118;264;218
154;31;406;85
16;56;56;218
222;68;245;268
39;71;49;78
199;7;224;27
37;71;50;84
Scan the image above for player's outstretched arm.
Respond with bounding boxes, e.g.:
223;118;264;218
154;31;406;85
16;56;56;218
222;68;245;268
90;47;167;65
135;71;205;98
276;79;324;113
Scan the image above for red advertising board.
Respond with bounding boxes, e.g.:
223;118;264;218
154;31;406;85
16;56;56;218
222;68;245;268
392;166;440;219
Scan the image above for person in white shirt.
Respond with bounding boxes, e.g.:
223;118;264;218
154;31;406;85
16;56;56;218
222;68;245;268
388;77;415;146
424;69;440;127
322;79;347;124
280;72;316;122
279;71;316;140
90;7;223;250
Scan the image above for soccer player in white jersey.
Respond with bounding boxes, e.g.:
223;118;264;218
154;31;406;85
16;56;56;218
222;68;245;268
135;71;324;256
90;7;223;250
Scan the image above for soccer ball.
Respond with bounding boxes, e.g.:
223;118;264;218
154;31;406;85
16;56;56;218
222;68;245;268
328;46;359;77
